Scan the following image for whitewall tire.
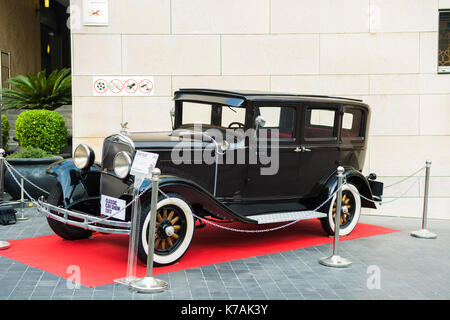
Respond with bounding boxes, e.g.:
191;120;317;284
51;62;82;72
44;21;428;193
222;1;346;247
320;183;361;236
139;193;195;266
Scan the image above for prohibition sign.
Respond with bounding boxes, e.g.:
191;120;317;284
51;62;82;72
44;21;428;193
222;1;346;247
94;79;108;94
109;79;123;93
125;79;138;94
139;79;154;94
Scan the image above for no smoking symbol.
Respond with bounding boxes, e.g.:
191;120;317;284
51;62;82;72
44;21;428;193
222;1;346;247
139;79;154;94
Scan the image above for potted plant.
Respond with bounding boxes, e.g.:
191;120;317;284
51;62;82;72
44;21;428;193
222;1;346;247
5;146;62;200
1;69;71;200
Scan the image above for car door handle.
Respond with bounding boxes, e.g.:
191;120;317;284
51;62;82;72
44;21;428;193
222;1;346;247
294;146;311;152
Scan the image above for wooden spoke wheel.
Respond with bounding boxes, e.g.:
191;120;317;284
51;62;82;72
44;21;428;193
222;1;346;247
320;183;361;236
331;191;356;228
152;206;186;255
139;193;195;266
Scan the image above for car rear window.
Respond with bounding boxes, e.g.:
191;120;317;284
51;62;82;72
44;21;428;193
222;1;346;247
304;108;337;140
342;108;363;139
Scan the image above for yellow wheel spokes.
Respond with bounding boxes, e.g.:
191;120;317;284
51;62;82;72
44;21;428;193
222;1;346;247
153;207;182;251
332;193;352;226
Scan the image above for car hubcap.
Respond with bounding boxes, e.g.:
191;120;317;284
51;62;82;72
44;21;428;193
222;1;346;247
151;206;186;254
332;191;355;227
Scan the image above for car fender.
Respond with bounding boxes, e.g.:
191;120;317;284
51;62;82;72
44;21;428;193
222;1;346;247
46;159;102;207
316;166;376;211
129;175;257;224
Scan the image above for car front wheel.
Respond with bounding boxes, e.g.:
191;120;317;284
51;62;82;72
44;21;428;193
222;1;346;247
138;193;195;266
320;183;361;236
46;183;94;240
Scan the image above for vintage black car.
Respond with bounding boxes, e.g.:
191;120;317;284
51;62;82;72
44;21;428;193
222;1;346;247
40;89;383;266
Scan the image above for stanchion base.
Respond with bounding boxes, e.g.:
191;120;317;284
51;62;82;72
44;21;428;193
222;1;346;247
114;276;140;287
130;276;168;293
319;255;352;268
410;229;437;239
16;217;29;221
0;241;10;250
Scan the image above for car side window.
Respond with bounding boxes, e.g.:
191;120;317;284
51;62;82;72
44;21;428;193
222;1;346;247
256;106;296;140
304;108;337;140
342;107;364;139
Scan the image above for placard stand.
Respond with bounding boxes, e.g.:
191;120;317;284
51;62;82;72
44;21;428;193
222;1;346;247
114;151;159;288
113;177;144;287
129;168;168;293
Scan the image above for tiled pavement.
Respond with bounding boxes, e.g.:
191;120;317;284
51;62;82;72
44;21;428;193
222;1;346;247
0;207;449;300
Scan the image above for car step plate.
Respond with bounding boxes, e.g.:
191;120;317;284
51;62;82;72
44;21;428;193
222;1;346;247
248;210;327;224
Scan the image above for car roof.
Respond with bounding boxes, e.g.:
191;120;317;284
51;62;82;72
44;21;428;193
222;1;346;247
175;88;367;107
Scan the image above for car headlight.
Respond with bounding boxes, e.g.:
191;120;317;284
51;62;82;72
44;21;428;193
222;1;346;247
113;151;132;179
74;144;95;170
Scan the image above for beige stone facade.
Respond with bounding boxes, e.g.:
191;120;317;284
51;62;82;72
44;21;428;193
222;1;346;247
0;0;41;79
70;0;450;219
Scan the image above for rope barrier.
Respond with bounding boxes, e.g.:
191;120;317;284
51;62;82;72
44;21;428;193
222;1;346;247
3;159;430;233
4;160;50;195
158;185;345;233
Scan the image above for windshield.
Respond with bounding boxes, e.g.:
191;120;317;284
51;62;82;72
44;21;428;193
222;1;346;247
180;101;246;130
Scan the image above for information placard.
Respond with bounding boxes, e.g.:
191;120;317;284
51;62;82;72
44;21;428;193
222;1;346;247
130;151;159;178
100;195;126;221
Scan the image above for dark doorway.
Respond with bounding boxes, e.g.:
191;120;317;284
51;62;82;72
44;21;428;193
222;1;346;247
40;0;71;73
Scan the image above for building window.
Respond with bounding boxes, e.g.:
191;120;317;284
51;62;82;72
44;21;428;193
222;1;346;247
438;10;450;73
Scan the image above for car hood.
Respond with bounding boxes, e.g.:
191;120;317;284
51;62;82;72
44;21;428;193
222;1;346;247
126;131;209;150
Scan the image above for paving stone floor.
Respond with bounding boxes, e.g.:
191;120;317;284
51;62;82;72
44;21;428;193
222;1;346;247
0;207;449;300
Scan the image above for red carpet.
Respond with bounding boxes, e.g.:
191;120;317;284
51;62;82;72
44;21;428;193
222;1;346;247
0;220;398;287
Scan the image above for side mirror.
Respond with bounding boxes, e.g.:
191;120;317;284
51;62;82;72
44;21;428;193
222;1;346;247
220;140;230;152
255;115;266;130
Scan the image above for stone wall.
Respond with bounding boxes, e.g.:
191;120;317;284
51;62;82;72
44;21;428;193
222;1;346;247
70;0;450;220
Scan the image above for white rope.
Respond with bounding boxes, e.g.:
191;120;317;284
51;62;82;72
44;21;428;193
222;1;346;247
3;159;429;232
361;176;420;205
383;166;425;188
4;159;50;195
158;184;345;233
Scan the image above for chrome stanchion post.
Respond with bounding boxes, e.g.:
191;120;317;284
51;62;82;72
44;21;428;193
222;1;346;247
130;168;168;293
319;166;352;268
411;160;437;239
0;148;5;201
16;178;29;221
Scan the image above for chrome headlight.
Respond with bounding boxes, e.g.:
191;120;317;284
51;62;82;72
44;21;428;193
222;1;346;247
113;151;132;179
74;144;95;170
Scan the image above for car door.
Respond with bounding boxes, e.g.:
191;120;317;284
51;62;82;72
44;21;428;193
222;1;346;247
296;102;341;197
243;102;302;200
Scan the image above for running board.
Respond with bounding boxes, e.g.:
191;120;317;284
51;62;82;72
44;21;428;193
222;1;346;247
248;210;327;224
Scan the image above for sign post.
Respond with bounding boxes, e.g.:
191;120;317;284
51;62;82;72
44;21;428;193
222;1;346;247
130;168;169;293
319;167;352;268
114;151;160;288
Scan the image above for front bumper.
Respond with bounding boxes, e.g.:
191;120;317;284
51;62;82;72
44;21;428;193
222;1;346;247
38;198;131;235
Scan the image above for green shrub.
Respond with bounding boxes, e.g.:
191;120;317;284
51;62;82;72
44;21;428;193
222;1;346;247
1;115;9;149
15;109;68;154
6;146;52;159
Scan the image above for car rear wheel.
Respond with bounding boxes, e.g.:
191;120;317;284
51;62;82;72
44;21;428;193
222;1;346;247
138;193;195;266
46;183;94;240
320;183;361;236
